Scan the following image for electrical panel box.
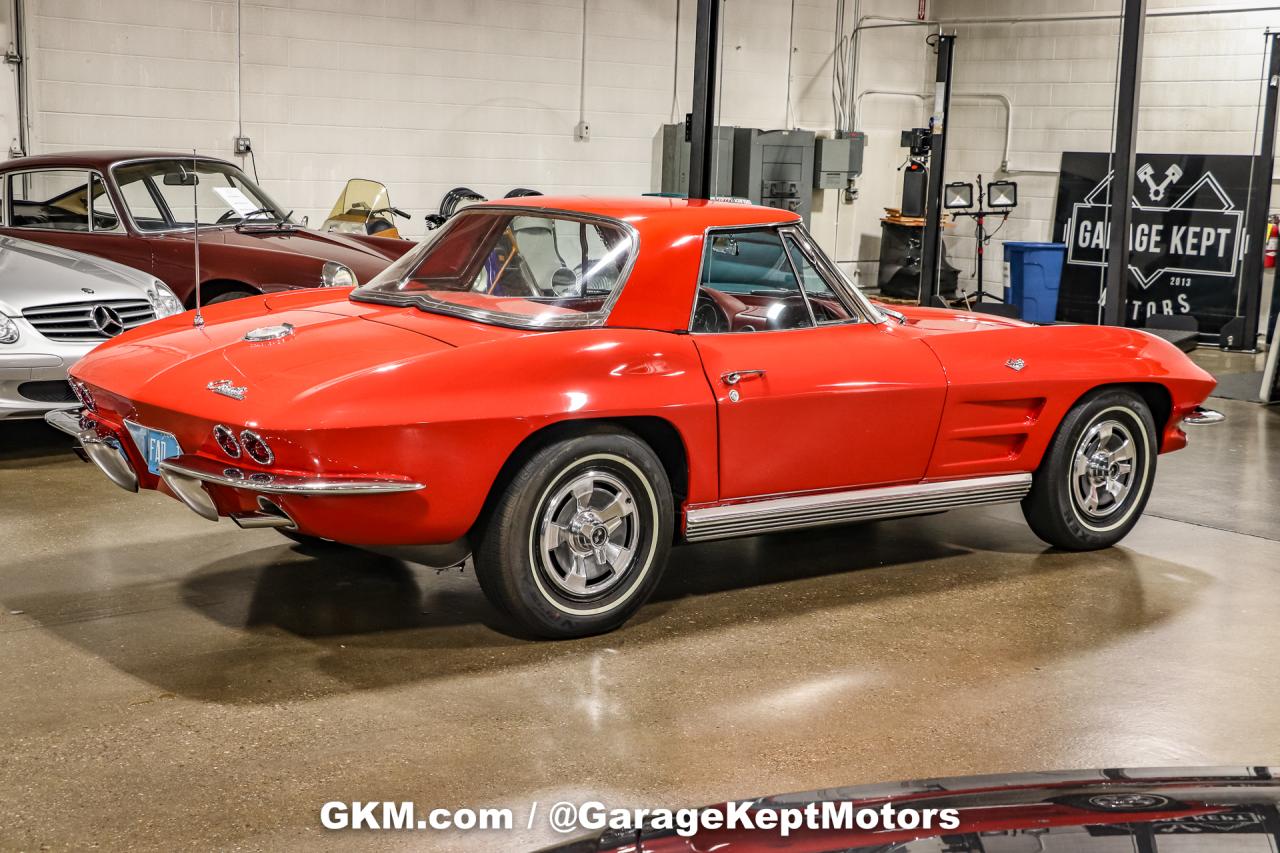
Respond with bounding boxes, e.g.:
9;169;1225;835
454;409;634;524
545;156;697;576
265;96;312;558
813;133;865;189
731;128;816;224
655;124;736;197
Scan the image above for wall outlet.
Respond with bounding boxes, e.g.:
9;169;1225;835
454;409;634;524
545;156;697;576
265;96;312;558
234;136;252;155
574;121;590;142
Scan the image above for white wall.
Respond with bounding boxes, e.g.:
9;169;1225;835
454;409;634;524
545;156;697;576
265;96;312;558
934;0;1280;298
0;4;19;155
22;0;879;243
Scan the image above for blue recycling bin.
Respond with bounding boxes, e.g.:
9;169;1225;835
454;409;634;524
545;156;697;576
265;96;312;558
1003;242;1066;324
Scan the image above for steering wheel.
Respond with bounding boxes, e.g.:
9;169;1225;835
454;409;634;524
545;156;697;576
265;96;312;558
767;295;812;331
692;291;730;333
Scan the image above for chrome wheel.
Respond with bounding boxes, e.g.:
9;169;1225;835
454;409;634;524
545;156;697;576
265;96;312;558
1086;793;1169;810
537;470;639;598
1071;418;1136;518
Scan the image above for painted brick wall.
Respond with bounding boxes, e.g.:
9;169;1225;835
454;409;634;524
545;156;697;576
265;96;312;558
933;0;1280;298
23;0;857;243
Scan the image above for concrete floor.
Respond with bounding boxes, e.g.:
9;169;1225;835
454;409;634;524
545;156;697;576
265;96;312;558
2;374;1279;851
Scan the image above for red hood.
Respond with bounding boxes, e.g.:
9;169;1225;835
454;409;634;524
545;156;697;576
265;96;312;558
71;290;530;428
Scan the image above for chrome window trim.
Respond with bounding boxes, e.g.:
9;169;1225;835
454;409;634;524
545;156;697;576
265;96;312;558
785;225;883;323
106;156;290;235
2;167;124;235
686;221;880;335
350;205;641;331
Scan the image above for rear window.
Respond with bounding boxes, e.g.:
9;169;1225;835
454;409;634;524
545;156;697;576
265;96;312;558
353;209;636;329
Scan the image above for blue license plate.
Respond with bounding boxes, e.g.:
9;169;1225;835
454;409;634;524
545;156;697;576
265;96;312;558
124;421;183;475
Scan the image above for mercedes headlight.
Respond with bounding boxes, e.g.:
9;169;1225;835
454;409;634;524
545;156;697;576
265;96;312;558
321;261;357;288
148;280;184;318
0;315;18;344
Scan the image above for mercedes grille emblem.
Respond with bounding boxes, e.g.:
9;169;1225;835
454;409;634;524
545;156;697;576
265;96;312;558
90;304;125;338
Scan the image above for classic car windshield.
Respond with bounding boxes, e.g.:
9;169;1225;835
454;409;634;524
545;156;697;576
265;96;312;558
112;160;288;232
353;209;635;328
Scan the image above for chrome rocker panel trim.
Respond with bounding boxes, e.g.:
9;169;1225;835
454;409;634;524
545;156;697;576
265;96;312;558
157;454;425;496
683;473;1034;543
1182;406;1225;426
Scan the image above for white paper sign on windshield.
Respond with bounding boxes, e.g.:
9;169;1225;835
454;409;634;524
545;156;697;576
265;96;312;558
212;186;263;218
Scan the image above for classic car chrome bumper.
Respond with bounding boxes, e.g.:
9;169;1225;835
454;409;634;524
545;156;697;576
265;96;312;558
46;407;423;522
1182;406;1225;426
45;407;139;492
158;455;423;527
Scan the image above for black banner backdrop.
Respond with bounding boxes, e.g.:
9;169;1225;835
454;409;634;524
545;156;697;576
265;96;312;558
1052;152;1256;335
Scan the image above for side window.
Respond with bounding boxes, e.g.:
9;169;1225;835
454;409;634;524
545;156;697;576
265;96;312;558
89;176;122;232
782;234;856;324
7;170;92;231
694;229;814;333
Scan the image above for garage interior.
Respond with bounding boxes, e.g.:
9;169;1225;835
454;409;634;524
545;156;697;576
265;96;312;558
2;0;1280;850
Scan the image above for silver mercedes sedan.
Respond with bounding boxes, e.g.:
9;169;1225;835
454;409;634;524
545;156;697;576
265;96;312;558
0;235;183;420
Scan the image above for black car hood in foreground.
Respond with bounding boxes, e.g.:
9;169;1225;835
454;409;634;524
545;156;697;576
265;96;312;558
541;767;1280;853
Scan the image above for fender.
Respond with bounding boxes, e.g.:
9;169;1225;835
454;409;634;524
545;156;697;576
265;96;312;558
920;324;1215;479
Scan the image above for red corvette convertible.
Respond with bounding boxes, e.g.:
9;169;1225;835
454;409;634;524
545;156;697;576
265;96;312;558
48;197;1221;638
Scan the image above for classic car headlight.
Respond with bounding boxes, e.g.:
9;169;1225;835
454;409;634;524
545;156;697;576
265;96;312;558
148;281;184;318
0;315;19;344
321;261;357;288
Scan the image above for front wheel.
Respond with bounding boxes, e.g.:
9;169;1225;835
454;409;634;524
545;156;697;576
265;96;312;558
1022;388;1158;550
474;430;674;639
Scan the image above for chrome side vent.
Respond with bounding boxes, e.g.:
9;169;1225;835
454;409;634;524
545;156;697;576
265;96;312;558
684;473;1033;543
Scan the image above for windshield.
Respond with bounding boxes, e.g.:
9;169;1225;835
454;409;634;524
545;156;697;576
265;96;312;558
353;209;636;329
327;179;389;221
112;160;288;231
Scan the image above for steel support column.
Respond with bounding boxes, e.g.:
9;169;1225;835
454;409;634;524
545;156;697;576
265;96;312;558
920;34;955;306
1229;31;1279;351
688;0;721;201
1101;0;1147;327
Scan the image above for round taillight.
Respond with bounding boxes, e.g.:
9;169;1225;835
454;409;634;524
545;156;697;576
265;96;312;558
239;430;273;466
213;425;241;458
70;379;96;412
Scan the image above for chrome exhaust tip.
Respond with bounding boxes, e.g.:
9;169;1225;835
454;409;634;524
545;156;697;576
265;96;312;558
159;466;219;521
81;435;138;493
231;498;297;530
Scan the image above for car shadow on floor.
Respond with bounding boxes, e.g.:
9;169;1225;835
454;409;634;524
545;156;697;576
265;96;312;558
1;507;1208;705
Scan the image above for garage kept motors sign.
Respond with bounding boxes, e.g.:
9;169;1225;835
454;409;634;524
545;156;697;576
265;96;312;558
1053;152;1253;335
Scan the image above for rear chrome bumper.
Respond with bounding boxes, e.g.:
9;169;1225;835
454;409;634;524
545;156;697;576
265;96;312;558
1183;406;1225;426
157;454;424;496
46;407;424;525
45;407;138;492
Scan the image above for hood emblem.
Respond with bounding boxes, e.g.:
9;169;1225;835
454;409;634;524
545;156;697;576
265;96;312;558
81;287;95;294
91;304;125;338
1006;358;1026;372
208;379;247;400
244;322;295;342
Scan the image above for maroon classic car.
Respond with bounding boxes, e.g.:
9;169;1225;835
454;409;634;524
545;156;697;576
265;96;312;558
0;152;414;305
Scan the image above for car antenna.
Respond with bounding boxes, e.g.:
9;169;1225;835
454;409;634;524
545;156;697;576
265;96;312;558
191;150;204;329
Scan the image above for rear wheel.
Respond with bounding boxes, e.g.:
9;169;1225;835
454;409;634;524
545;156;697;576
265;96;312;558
1022;388;1157;550
474;431;674;639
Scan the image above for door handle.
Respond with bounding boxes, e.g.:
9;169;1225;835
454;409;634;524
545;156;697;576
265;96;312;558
721;369;766;385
